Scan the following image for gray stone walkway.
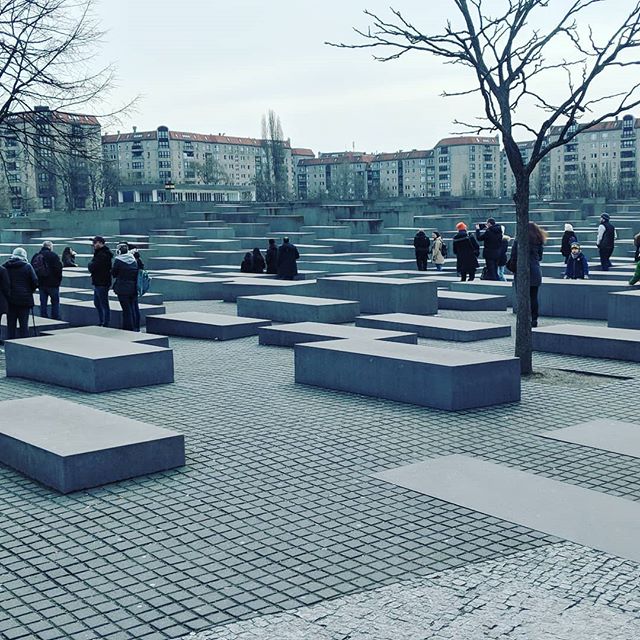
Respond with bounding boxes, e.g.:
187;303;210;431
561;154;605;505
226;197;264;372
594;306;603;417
0;301;639;639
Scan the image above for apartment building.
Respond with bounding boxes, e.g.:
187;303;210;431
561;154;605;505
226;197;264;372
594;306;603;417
369;150;433;198
102;125;297;201
0;106;102;212
297;152;371;200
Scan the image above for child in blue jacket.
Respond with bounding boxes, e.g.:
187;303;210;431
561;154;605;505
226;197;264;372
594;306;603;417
564;243;589;279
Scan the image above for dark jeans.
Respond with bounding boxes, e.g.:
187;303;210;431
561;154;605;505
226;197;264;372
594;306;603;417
460;269;476;281
599;247;613;270
7;305;30;339
483;258;499;280
530;286;539;326
415;251;428;271
93;286;111;327
117;294;139;331
39;286;60;320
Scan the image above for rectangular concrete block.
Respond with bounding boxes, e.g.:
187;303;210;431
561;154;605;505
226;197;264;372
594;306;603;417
150;276;232;301
237;294;360;323
317;276;437;315
608;290;640;329
297;260;378;273
221;278;317;302
532;323;640;361
295;339;520;410
0;396;184;493
146;311;271;340
40;325;170;348
1;316;68;340
450;280;514;305
259;322;417;347
59;299;166;328
437;290;508;311
356;314;511;342
4;334;174;392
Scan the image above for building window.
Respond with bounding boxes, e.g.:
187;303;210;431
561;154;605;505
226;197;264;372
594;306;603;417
42;197;52;208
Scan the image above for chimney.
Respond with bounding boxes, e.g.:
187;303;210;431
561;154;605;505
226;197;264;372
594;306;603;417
132;126;137;133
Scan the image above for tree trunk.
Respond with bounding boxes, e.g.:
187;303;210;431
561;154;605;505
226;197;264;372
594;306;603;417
514;176;532;374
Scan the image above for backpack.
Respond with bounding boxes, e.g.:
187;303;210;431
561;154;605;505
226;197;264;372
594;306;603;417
137;269;151;297
440;241;448;259
32;252;49;279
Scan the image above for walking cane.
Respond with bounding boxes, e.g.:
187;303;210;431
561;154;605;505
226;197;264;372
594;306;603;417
30;306;38;337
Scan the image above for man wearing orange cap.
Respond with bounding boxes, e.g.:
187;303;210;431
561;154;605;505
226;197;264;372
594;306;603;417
453;222;480;281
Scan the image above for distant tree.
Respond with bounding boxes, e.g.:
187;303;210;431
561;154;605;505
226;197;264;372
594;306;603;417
331;1;640;374
193;154;230;185
257;110;290;201
461;174;476;198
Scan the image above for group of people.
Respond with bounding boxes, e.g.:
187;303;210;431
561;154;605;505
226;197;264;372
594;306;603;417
412;230;447;271
240;237;300;279
0;237;146;341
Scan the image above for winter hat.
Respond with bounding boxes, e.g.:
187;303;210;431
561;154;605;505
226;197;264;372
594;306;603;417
487;217;497;226
11;247;27;261
601;213;611;221
564;223;574;232
570;242;581;249
455;222;467;231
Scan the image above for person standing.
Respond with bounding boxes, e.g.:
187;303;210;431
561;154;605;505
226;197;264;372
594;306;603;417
452;222;479;281
413;229;430;271
112;243;140;332
497;226;510;281
0;262;9;345
564;243;589;279
3;248;37;339
561;224;577;263
509;222;547;327
31;240;63;320
596;213;616;271
88;236;113;327
265;239;278;275
430;232;445;271
277;237;300;280
475;217;503;280
251;247;266;274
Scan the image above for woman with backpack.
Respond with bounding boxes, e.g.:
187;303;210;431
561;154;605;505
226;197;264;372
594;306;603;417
561;224;577;263
431;231;446;271
111;243;140;332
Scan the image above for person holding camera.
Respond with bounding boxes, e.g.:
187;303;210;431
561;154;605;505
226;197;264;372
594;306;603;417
475;217;503;280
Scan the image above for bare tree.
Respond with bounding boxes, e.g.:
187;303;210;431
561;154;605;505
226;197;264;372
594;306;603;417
257;110;290;202
330;1;640;373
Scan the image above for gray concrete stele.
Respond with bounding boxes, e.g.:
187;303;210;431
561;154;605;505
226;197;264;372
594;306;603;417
4;334;174;392
146;311;271;340
0;396;185;493
237;294;360;324
258;322;417;347
295;338;520;410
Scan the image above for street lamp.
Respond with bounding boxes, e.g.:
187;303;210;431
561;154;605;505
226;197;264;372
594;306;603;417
164;180;175;203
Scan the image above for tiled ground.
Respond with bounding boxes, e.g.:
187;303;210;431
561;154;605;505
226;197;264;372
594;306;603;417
1;300;640;639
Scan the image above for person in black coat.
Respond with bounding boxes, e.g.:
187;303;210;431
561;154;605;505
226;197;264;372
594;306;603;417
277;237;300;280
509;222;547;327
265;239;278;274
3;247;38;339
61;247;78;268
0;263;9;344
413;229;430;271
31;241;63;320
596;213;616;270
240;252;253;273
564;243;589;279
452;222;479;281
88;236;113;327
560;224;577;263
475;217;503;280
111;244;140;331
251;248;266;274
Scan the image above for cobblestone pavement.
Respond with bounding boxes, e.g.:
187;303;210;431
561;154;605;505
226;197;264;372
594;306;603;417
0;300;639;639
187;542;640;639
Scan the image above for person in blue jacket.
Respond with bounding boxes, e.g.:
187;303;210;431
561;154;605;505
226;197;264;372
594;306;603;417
563;243;589;280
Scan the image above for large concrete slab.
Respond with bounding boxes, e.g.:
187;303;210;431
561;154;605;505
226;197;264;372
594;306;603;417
221;278;317;302
150;276;232;301
608;290;640;330
146;311;271;340
374;454;640;564
532;323;640;361
450;280;514;305
317;276;438;315
40;325;170;348
258;322;417;347
59;299;166;328
437;290;508;311
539;420;640;459
295;339;520;410
356;314;511;342
4;334;174;392
237;294;360;324
0;396;184;493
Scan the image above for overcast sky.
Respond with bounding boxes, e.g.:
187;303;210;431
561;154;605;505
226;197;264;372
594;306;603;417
94;1;637;154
